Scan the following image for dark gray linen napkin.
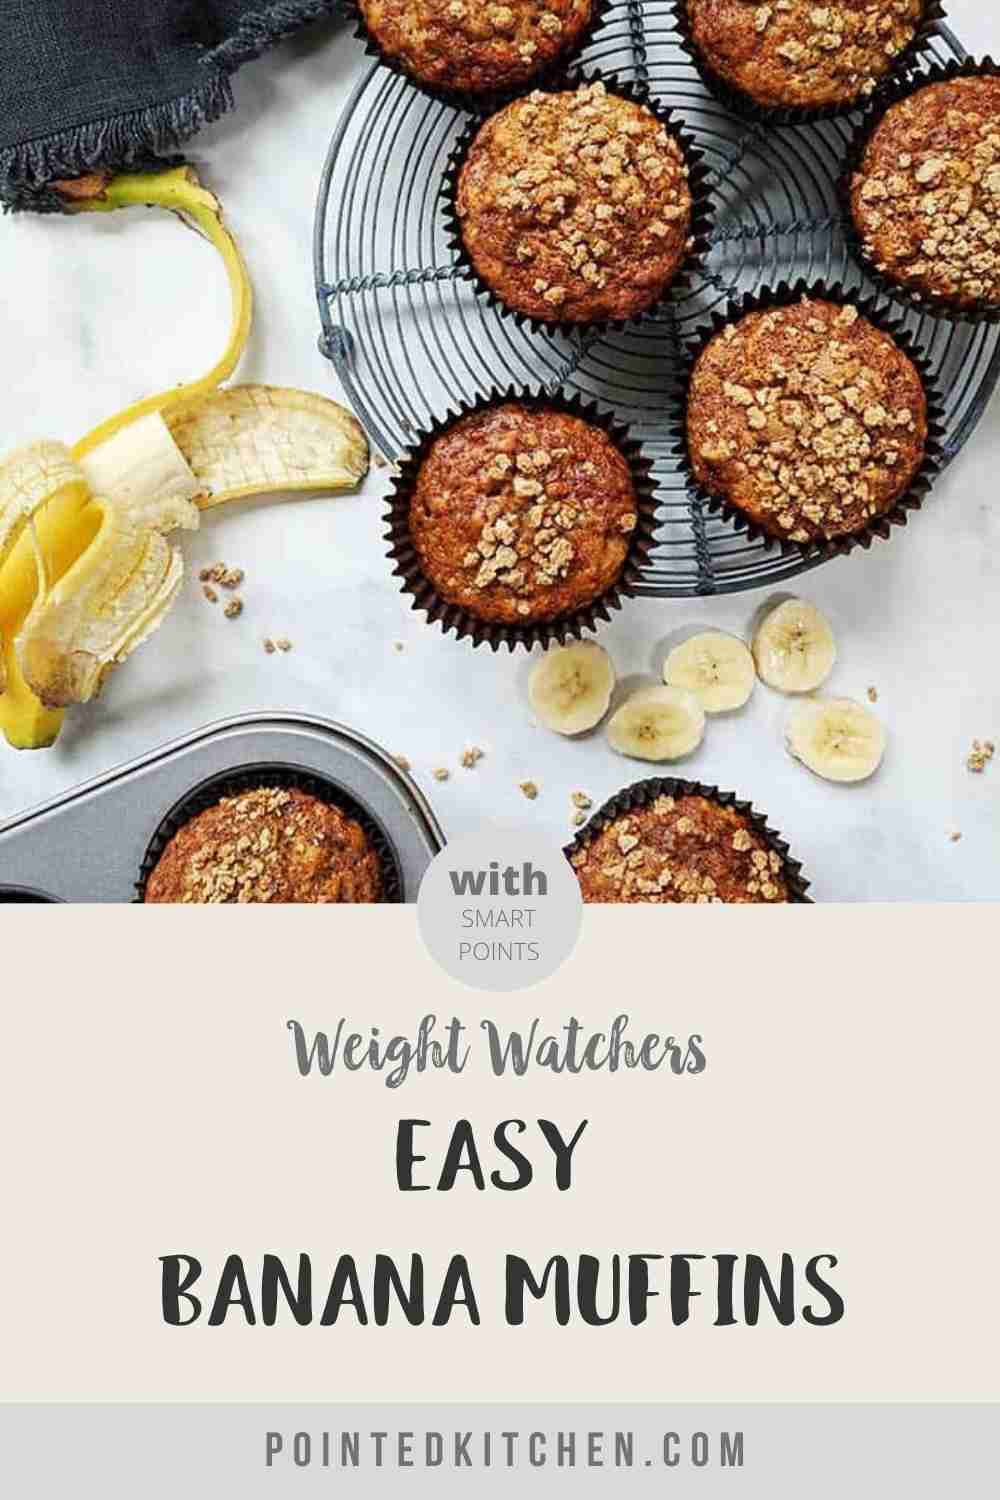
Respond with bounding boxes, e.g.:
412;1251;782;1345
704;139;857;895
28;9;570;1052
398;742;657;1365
0;1;341;210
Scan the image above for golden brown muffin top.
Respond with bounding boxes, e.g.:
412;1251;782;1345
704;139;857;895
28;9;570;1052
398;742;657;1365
851;75;1000;310
358;0;594;95
685;0;923;110
409;401;638;625
144;786;383;904
687;297;927;543
457;82;694;324
572;793;790;903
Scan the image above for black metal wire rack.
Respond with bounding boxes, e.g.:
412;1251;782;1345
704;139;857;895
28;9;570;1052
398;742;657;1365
314;1;1000;598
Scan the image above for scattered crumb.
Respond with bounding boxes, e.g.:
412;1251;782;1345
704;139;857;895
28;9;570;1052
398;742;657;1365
374;451;388;468
460;746;485;769
220;568;243;590
519;780;539;801
432;767;450;782
867;686;878;704
967;739;995;774
198;567;212;583
393;754;411;772
572;811;586;827
393;641;405;653
263;638;276;654
949;831;963;843
202;585;218;604
224;598;243;620
275;637;292;653
571;791;593;811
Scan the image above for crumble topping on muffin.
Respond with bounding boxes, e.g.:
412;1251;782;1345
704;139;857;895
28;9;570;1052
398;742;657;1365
358;0;595;96
571;793;790;903
456;82;694;323
686;297;928;544
851;75;1000;310
684;0;924;111
144;786;384;903
408;401;639;625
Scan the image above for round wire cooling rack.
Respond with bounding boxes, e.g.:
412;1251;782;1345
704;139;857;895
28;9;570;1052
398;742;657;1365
314;2;1000;598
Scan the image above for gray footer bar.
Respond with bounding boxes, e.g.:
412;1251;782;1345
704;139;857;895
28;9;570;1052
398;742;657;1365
1;1405;996;1495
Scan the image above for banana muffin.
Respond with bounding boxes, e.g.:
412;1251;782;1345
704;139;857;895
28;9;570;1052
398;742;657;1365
683;0;925;112
408;401;638;626
850;74;1000;312
455;81;695;324
144;786;384;904
686;296;928;545
357;0;597;96
571;792;790;903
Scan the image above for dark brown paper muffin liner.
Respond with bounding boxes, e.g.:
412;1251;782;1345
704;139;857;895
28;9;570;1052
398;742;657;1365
672;278;947;564
343;0;615;116
385;385;657;652
669;0;947;127
564;776;812;902
442;68;716;338
135;764;403;904
841;56;1000;325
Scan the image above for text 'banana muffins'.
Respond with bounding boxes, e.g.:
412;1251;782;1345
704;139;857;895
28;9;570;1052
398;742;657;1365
357;0;597;97
144;786;384;904
572;793;790;903
456;81;694;324
683;0;925;112
851;74;1000;312
409;401;638;626
686;296;928;544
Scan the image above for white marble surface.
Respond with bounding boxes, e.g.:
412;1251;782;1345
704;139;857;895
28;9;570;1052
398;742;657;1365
0;0;997;901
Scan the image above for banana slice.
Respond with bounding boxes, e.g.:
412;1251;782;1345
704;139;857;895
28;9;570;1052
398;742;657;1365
753;599;837;694
664;631;755;713
786;697;885;783
165;386;370;507
607;685;706;762
529;642;615;735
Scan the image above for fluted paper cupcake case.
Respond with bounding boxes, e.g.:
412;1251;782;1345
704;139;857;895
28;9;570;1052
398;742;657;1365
564;776;813;902
385;385;658;652
343;0;616;115
671;278;947;564
841;56;1000;325
135;764;403;904
669;0;947;127
442;68;716;339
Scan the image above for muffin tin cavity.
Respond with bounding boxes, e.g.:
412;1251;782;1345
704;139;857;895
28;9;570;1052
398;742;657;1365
0;715;444;905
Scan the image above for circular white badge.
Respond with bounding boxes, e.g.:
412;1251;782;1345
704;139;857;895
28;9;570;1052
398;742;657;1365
417;830;583;992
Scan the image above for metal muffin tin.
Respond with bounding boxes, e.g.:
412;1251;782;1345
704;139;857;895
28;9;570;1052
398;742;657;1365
0;713;445;904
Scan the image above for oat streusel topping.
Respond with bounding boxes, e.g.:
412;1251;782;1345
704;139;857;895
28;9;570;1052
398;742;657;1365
457;82;694;323
143;786;383;904
410;402;638;625
851;75;1000;310
685;0;923;111
572;794;790;903
358;0;594;96
687;297;928;544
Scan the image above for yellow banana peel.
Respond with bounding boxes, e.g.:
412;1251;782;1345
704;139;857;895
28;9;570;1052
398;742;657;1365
0;166;369;751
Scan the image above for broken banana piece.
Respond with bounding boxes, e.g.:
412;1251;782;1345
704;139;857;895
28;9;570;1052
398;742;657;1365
166;386;370;506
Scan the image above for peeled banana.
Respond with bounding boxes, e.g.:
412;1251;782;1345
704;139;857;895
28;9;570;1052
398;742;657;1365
664;631;756;713
786;697;886;783
0;166;370;749
753;600;837;695
529;642;616;735
607;685;706;762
